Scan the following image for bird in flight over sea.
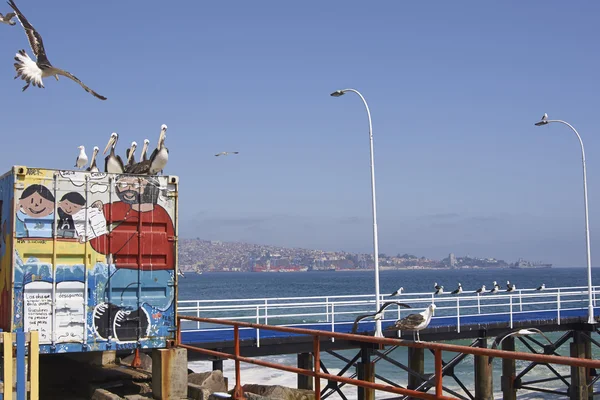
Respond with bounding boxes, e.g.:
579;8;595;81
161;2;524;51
488;328;553;363
8;0;107;100
215;151;239;157
351;301;411;334
0;11;15;25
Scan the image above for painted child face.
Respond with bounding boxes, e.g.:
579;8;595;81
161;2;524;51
58;200;83;215
19;192;54;218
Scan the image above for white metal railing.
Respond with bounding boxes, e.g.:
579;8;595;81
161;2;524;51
177;285;599;344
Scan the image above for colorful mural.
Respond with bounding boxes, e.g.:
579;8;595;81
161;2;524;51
0;167;178;353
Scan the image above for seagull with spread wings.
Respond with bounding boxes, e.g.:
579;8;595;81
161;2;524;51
351;301;411;334
8;0;107;100
215;151;239;157
0;11;15;25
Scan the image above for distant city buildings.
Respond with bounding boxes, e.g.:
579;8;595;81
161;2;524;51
177;239;551;273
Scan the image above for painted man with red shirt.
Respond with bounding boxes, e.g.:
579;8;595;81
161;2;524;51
89;175;175;342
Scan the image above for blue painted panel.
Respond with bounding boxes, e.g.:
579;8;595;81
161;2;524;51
16;331;25;400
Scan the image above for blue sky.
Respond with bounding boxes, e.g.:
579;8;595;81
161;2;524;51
1;1;599;266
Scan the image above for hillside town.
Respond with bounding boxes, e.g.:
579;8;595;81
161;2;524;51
178;239;550;273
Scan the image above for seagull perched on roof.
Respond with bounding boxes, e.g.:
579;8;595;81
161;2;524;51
489;328;553;363
8;0;107;100
350;301;411;334
390;287;404;296
451;283;463;295
385;304;436;342
475;285;486;294
74;145;88;169
536;283;545;291
215;151;239;157
0;11;15;25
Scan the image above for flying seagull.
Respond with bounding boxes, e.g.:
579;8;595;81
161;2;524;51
451;283;463;295
86;146;99;173
475;285;486;294
489;328;553;363
536;283;545;291
215;151;239;157
74;145;88;169
0;11;15;25
390;287;404;296
8;0;107;100
385;304;436;342
351;301;411;334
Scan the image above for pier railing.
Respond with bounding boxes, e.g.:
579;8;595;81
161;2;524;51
177;285;599;341
177;315;600;400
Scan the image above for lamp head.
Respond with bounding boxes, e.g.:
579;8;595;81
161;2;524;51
330;90;345;97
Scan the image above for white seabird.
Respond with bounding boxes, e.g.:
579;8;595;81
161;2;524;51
451;283;463;295
215;151;239;157
351;301;411;334
86;146;99;173
475;285;486;294
0;11;15;25
536;283;545;291
434;285;444;296
149;124;168;175
490;281;499;294
74;145;88;169
506;281;516;292
8;0;106;100
386;303;436;342
390;287;404;296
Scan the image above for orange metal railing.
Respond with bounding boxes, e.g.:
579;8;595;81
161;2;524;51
177;315;600;400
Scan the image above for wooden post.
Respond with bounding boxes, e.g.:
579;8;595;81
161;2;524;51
407;346;424;399
474;338;493;400
501;336;517;400
297;353;313;390
583;331;593;400
212;359;223;372
357;347;374;400
570;331;587;400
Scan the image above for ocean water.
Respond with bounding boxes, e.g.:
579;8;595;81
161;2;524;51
180;268;599;399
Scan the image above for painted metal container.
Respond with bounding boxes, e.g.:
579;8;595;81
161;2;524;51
0;166;179;353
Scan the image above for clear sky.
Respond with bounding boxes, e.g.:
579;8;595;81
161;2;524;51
1;1;599;266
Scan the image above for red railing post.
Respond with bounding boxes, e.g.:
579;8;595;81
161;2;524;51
313;335;321;400
434;349;443;398
233;325;244;400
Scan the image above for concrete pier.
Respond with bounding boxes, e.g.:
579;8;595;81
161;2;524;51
152;348;188;400
501;336;517;400
474;338;493;400
297;353;313;390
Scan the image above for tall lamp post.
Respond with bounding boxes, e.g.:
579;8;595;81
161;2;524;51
534;113;595;324
331;89;383;337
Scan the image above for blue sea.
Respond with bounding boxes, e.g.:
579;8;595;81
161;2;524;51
180;268;599;399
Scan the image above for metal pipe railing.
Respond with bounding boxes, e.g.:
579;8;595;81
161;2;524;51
177;315;600;400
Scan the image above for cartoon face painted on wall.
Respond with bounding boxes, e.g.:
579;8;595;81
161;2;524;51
16;184;55;238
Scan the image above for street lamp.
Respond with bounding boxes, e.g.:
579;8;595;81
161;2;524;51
331;88;383;337
534;113;595;324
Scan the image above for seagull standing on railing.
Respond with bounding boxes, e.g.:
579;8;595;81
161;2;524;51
489;328;553;363
536;283;545;291
385;304;436;342
390;287;404;296
507;281;516;292
490;282;499;294
434;285;444;295
451;283;463;295
475;285;486;294
351;301;411;334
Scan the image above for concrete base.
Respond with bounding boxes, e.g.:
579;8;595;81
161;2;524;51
152;348;188;400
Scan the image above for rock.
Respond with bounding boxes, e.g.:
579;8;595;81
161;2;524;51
189;371;228;392
120;352;153;372
243;393;270;400
188;382;212;400
91;388;124;400
242;384;314;400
